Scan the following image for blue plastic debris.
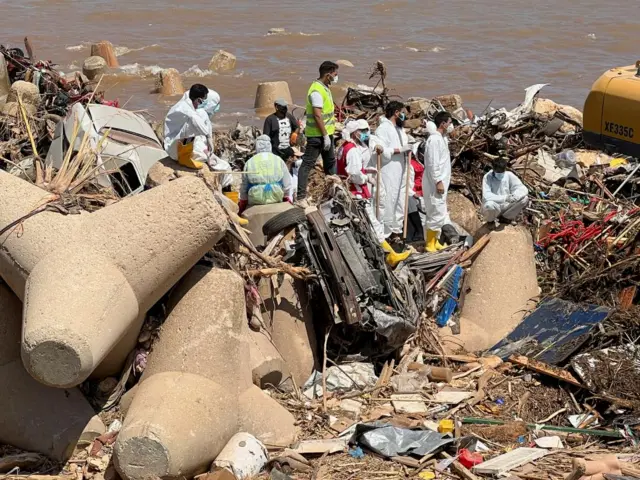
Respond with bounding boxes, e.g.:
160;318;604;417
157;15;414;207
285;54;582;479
349;446;365;459
488;298;611;365
495;398;505;406
436;265;463;327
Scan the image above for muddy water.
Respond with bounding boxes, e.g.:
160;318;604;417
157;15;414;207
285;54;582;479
3;0;638;127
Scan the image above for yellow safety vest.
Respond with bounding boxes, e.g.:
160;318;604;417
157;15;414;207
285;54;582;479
305;80;335;137
245;152;286;205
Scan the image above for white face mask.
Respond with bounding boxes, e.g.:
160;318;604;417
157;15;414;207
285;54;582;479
493;172;505;180
446;123;454;134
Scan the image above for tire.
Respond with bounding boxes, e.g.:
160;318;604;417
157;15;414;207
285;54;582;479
262;207;307;238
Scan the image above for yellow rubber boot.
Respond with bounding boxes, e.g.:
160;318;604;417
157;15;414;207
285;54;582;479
425;229;445;252
381;240;411;268
177;139;204;170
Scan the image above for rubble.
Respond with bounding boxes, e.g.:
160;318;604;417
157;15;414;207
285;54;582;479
1;48;640;480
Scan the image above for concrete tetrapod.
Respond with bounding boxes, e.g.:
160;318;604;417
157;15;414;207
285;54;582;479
0;171;228;387
258;275;318;386
114;267;297;480
439;226;539;352
0;283;105;461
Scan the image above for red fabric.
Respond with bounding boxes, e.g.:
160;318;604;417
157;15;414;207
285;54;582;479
411;157;424;197
337;141;371;199
458;449;483;469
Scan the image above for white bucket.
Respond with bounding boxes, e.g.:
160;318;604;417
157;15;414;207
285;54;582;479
212;433;268;479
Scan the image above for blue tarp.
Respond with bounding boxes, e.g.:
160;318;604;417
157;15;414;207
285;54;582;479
488;298;611;365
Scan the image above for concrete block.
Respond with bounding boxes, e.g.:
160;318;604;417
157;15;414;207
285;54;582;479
448;191;482;237
439;226;538;352
0;55;11;98
82;56;107;81
0;284;105;461
208;50;236;72
7;80;40;106
247;327;288;389
254;81;293;113
156;68;184;96
1;101;37;118
114;267;297;480
258;276;318;386
243;202;294;247
0;171;228;387
238;385;298;447
91;41;119;68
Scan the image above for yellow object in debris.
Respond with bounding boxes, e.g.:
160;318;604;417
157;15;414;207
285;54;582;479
425;229;445;252
610;157;628;168
419;472;436;480
177;139;204;170
224;191;239;204
381;240;410;267
438;419;454;434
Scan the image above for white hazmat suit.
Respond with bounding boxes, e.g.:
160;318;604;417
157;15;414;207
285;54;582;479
164;89;220;164
375;117;411;237
481;171;529;222
340;120;385;242
422;130;451;232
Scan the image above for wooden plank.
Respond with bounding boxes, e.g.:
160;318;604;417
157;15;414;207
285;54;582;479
291;438;348;455
460;234;490;263
391;394;428;414
619;286;637;311
509;355;583;387
473;448;547;476
432;390;474;404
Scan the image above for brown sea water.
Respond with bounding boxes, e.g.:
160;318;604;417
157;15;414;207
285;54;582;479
3;0;638;127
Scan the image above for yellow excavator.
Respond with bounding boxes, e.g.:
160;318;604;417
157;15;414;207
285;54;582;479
583;61;640;157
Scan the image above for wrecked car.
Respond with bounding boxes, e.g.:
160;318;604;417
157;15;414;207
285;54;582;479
46;103;167;196
262;181;425;354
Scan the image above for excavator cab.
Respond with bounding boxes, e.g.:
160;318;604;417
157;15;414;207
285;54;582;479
583;62;640;157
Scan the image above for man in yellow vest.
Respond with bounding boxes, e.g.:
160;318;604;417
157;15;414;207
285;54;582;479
296;61;339;203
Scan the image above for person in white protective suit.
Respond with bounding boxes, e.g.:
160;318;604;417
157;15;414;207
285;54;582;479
163;83;218;170
238;135;293;213
407;121;439;240
482;157;529;226
423;111;454;252
337;119;410;267
375;101;413;241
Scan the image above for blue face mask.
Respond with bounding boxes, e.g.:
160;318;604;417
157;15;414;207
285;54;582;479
399;113;407;121
359;132;370;143
493;172;505;180
196;100;206;110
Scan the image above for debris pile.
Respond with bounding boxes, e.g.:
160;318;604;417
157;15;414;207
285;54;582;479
1;46;639;480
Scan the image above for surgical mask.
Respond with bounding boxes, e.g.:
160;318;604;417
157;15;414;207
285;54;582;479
332;75;339;84
196;99;206;110
493;172;505;180
359;131;370;143
396;114;406;128
446;123;454;134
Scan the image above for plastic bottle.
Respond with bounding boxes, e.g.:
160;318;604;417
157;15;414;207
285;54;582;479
555;150;576;168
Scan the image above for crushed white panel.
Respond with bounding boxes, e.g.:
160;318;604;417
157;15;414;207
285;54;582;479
473;448;548;475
